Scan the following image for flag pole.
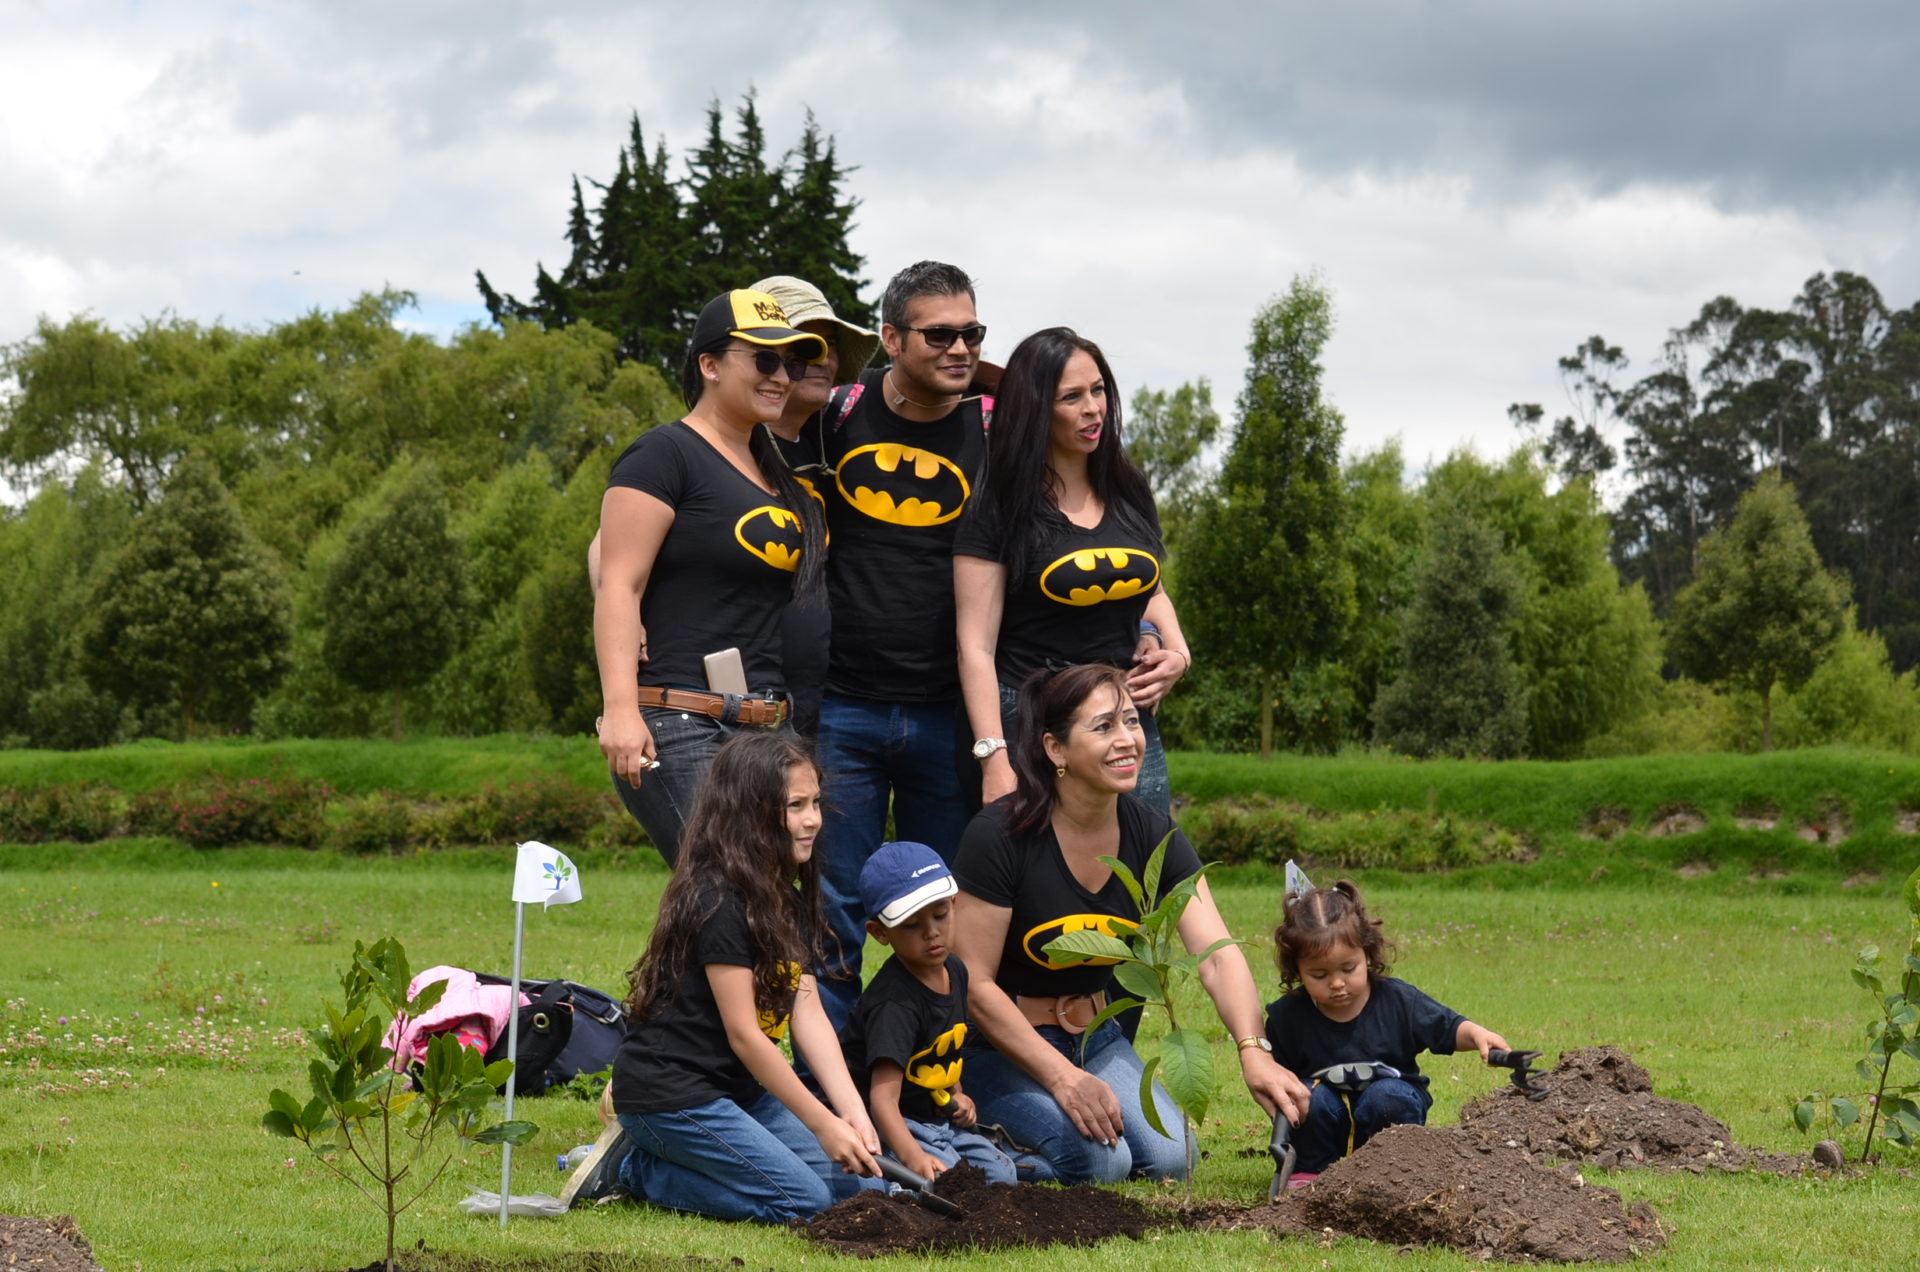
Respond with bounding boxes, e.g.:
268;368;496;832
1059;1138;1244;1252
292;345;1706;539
498;898;526;1229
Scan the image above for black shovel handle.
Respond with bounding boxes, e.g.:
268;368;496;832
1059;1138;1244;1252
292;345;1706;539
876;1157;964;1217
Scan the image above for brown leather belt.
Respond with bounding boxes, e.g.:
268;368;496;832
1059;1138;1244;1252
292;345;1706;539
635;685;789;727
1015;991;1107;1036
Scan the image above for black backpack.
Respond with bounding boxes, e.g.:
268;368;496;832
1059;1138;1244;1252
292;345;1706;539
474;974;626;1097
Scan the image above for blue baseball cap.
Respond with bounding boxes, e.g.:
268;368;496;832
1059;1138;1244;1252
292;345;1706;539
860;841;958;927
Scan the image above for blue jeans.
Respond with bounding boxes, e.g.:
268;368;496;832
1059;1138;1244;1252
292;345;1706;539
901;1118;1018;1186
995;681;1169;814
616;1091;883;1223
1294;1076;1428;1173
611;707;789;866
813;692;973;1029
960;1020;1190;1184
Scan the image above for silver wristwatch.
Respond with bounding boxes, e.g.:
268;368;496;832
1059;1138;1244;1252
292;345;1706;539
971;737;1008;760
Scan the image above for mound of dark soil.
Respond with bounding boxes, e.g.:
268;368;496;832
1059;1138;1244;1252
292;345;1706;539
1459;1045;1804;1173
803;1164;1172;1255
0;1215;101;1272
1294;1124;1665;1263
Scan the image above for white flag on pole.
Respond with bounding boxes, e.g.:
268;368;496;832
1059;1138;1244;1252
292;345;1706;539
512;840;583;907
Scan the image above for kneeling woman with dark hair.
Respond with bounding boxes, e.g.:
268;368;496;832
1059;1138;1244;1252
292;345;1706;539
948;664;1309;1184
594;289;828;863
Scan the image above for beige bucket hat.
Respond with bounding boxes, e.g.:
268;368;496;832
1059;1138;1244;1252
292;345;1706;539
749;275;881;385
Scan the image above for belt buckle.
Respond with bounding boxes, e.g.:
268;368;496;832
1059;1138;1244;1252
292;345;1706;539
1054;993;1098;1036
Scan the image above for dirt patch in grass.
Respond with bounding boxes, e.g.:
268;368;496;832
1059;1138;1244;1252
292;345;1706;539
1796;797;1852;845
0;1215;101;1272
803;1164;1170;1255
1733;799;1779;831
1842;871;1883;888
1458;1046;1804;1174
1579;805;1632;840
1645;804;1706;837
1895;807;1920;835
1675;860;1715;879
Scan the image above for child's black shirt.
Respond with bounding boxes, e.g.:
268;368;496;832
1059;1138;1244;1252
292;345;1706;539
1263;976;1465;1103
840;954;971;1125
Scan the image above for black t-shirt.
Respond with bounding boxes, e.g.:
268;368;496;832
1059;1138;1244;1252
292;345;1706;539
1262;976;1465;1102
840;955;972;1125
772;428;831;734
606;421;805;693
809;371;989;701
611;887;802;1114
953;796;1200;999
953;493;1164;683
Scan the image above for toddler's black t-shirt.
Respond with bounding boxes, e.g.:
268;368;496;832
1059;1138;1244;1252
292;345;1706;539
1263;976;1465;1102
606;421;804;693
841;955;972;1125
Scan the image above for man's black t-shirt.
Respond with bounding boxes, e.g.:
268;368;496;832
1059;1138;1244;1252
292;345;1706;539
953;796;1200;999
772;427;831;734
840;955;972;1125
809;371;989;702
953;493;1164;683
1262;976;1465;1102
606;421;806;693
611;887;801;1114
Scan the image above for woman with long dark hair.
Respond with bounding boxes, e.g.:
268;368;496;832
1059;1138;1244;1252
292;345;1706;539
954;328;1190;812
948;665;1308;1184
594;289;829;862
559;731;882;1220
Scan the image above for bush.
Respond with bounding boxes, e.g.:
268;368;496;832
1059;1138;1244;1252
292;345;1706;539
330;791;419;855
0;781;124;842
440;774;610;846
1179;793;1531;871
128;770;331;847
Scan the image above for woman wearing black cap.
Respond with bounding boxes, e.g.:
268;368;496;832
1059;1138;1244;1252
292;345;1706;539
594;289;829;863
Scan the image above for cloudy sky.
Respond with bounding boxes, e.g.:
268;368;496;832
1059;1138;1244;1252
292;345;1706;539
5;0;1917;478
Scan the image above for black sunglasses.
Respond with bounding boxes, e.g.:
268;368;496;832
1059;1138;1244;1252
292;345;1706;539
901;324;988;351
724;348;813;381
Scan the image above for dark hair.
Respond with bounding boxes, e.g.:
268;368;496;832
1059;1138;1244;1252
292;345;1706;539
675;341;827;598
624;733;829;1023
978;327;1159;583
880;260;976;332
1004;663;1136;833
1273;880;1393;990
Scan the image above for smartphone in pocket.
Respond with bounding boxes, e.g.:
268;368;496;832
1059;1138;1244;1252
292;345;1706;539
704;647;748;695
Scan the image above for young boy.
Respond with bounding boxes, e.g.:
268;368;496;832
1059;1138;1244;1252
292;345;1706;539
840;840;1017;1184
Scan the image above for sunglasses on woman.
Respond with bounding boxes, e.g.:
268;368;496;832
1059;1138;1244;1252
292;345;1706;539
724;348;814;381
901;324;988;351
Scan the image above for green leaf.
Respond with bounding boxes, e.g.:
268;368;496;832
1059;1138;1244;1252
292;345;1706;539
1043;929;1136;965
408;976;449;1019
1111;961;1164;1004
1890;1001;1919;1029
1832;1097;1859;1127
472;1119;539;1146
1142;830;1175;910
1901;1037;1920;1065
1159;1027;1214;1128
1905;953;1920;978
1852;968;1883;994
482;1059;516;1089
1792;1100;1816;1132
1077;997;1146;1048
1137;1054;1169;1140
1858;1059;1882;1084
1194;936;1241;964
1097;854;1144;911
308;1059;335;1107
268;1088;304;1121
261;1110;298;1138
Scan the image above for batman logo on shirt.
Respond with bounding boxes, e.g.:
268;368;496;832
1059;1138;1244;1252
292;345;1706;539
904;1021;967;1107
1022;914;1139;969
734;505;804;572
792;477;829;546
757;960;803;1039
835;443;971;527
1038;547;1162;606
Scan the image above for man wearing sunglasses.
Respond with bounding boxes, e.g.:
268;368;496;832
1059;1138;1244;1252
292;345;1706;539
808;260;993;1031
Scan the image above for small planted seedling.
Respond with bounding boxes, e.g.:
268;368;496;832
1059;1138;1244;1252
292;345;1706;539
1043;831;1236;1196
1794;864;1920;1162
262;936;535;1272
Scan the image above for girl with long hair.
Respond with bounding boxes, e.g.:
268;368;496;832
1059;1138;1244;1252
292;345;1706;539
954;327;1191;812
594;289;829;863
947;665;1308;1184
561;731;882;1221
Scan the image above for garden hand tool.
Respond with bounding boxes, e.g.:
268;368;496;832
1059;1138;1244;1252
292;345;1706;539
876;1157;965;1217
1268;1112;1297;1201
1487;1047;1550;1101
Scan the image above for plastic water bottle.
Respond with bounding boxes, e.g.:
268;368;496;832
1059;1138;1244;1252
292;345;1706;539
557;1144;594;1172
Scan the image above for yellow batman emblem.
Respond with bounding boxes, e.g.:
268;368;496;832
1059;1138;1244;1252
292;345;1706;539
1022;914;1139;969
905;1022;967;1107
735;505;803;572
1038;547;1161;606
836;443;971;527
757;960;803;1039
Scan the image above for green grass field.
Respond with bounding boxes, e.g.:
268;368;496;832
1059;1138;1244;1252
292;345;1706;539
3;743;1918;1269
